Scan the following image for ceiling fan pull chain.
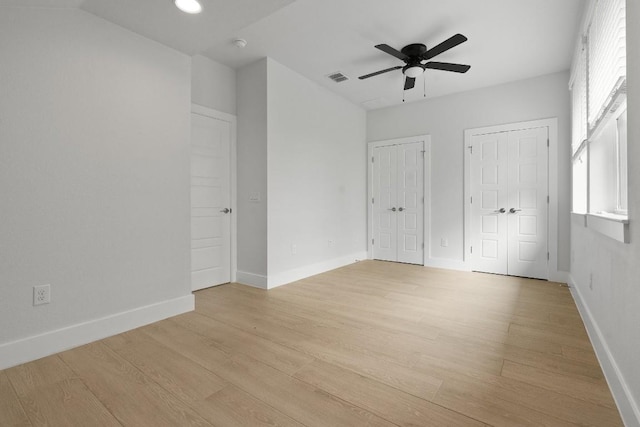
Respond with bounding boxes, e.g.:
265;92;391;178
423;73;426;97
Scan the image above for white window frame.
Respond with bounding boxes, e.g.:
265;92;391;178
569;0;629;243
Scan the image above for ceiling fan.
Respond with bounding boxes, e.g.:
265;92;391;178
358;33;471;90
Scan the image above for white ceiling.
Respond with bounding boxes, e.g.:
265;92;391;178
2;0;585;110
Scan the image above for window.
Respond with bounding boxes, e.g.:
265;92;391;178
589;103;627;216
616;109;628;213
570;35;588;214
570;0;628;241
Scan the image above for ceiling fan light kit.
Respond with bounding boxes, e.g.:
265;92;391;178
359;34;471;93
404;66;424;78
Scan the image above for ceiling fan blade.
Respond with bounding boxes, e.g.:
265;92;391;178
424;33;468;59
404;77;416;90
375;44;409;61
424;62;471;73
358;66;403;80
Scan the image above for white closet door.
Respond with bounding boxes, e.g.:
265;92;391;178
190;113;231;291
470;132;509;275
470;127;548;280
396;142;424;264
507;127;549;279
372;145;397;262
372;142;424;265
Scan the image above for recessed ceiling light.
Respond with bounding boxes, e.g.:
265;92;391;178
174;0;202;14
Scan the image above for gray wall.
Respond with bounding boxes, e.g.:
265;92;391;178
367;71;571;271
0;8;191;345
236;58;367;286
267;59;367;281
570;2;640;425
236;59;269;279
191;54;236;115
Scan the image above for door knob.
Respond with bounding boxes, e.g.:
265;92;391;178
220;208;231;214
494;208;506;214
509;208;522;214
398;207;405;212
388;207;397;212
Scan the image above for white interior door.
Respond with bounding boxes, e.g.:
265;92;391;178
470;127;548;280
470;132;509;275
372;142;423;265
396;142;424;264
190;112;231;291
372;145;397;262
507;127;549;279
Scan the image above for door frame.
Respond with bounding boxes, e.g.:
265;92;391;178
191;104;237;285
463;117;559;280
367;135;431;265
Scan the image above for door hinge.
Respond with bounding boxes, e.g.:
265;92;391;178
372;197;375;204
547;138;550;147
422;197;424;204
422;242;424;249
372;239;375;245
547;195;550;203
547;252;550;260
470;246;473;254
470;196;473;204
468;145;473;154
371;156;375;163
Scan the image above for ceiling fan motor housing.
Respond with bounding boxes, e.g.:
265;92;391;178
401;43;427;76
400;43;427;60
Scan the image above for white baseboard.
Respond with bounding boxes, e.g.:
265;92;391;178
548;270;570;284
0;294;194;371
424;257;470;272
568;275;640;427
423;259;570;284
236;270;268;289
267;251;368;289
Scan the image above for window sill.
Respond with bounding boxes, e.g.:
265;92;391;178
586;213;630;243
571;212;587;227
591;212;628;223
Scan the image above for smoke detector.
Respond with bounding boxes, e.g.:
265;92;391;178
233;38;248;48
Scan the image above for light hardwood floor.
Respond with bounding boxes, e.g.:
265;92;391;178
1;261;623;426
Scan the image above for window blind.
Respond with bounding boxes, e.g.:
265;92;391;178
587;0;626;129
570;44;588;157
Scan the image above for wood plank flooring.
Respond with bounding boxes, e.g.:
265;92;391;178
0;260;624;426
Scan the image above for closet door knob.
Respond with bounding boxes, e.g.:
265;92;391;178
509;208;522;214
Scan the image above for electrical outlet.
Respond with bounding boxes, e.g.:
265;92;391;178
33;284;50;306
440;238;448;247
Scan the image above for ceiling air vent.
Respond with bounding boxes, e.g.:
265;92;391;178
327;72;349;83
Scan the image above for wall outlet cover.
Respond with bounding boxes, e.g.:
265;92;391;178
33;284;51;306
